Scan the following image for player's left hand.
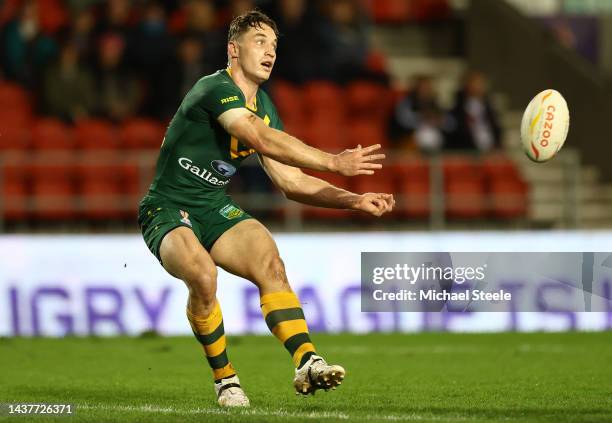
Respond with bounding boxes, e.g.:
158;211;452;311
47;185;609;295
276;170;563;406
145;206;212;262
353;193;395;217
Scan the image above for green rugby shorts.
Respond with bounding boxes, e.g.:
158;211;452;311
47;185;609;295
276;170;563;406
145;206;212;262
138;197;252;263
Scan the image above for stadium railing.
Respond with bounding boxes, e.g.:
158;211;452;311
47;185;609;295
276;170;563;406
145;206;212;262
0;149;582;231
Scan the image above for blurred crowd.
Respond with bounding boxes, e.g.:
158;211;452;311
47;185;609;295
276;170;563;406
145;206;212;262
0;0;498;154
0;0;395;123
388;70;502;154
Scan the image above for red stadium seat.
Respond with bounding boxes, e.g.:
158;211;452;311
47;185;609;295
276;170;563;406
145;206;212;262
31;118;74;151
74;119;119;150
304;118;347;152
0;125;30;151
37;0;68;34
0;108;32;129
119;118;165;150
446;178;486;219
489;178;528;219
345;120;389;149
302;81;345;119
411;0;451;21
282;116;308;142
346;81;389;119
442;156;486;218
482;154;521;178
272;81;304;123
0;82;31;114
395;159;431;218
364;0;411;23
443;156;481;179
1;159;30;221
31;164;76;220
352;168;395;196
77;165;125;220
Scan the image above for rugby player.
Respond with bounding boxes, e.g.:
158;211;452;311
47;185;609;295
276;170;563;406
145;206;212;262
138;10;395;407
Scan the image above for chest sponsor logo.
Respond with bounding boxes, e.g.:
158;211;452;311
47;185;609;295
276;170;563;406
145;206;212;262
211;160;236;177
178;157;230;187
219;204;244;220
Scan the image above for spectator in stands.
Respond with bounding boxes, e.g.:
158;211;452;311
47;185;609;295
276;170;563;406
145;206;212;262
131;1;177;118
0;0;57;88
96;0;134;36
184;0;225;71
230;0;256;17
156;33;215;119
67;6;96;66
447;71;501;152
270;0;316;83
388;75;447;153
93;33;141;122
43;39;96;123
315;0;370;81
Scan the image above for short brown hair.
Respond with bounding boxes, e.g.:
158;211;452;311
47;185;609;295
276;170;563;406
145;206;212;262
228;10;279;42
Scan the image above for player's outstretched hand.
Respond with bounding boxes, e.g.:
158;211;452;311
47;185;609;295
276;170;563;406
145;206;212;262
330;144;385;176
354;193;395;217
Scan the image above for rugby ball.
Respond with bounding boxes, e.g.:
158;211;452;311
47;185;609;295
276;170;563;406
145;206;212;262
520;89;570;162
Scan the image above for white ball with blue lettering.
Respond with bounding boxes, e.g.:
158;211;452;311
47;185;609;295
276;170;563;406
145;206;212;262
520;89;570;162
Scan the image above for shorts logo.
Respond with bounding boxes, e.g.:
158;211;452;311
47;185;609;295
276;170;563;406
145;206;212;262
219;204;244;220
179;210;192;227
211;160;236;177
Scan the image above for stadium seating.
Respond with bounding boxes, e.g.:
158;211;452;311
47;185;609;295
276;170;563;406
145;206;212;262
74;119;119;150
0;125;30;151
31;163;76;220
443;157;486;219
482;155;528;218
0;82;31;115
119;118;165;150
31;118;74;151
272;81;304;124
1;159;29;221
77;164;124;220
395;159;431;218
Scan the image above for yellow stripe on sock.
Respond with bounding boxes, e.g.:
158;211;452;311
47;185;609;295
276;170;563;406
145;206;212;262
206;335;227;357
260;291;301;317
272;319;309;343
186;302;222;335
213;363;236;381
292;342;316;367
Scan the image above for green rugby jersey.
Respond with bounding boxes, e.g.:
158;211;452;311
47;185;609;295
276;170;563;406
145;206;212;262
143;68;283;207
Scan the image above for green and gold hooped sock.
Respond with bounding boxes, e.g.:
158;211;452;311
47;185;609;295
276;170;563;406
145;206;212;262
187;301;236;381
260;291;316;368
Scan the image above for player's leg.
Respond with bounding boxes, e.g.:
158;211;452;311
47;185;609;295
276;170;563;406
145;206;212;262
159;226;248;406
210;219;345;394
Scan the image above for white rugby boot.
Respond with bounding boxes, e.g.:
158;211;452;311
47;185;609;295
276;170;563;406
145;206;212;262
293;354;345;395
214;375;250;407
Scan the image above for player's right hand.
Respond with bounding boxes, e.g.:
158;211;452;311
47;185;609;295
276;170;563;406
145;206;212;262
329;144;385;176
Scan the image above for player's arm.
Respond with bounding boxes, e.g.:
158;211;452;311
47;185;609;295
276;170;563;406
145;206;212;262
260;154;395;216
218;109;385;176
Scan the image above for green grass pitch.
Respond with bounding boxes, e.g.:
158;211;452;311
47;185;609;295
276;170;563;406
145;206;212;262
2;332;611;422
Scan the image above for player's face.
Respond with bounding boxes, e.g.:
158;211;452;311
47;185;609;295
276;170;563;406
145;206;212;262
237;24;277;83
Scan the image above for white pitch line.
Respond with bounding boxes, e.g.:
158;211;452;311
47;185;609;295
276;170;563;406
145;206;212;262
78;404;350;420
78;403;470;422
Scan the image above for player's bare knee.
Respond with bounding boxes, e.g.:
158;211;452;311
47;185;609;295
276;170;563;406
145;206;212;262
188;269;217;303
260;254;289;289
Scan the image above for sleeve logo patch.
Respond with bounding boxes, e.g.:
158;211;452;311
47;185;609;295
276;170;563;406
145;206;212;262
220;95;239;104
219;204;245;220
